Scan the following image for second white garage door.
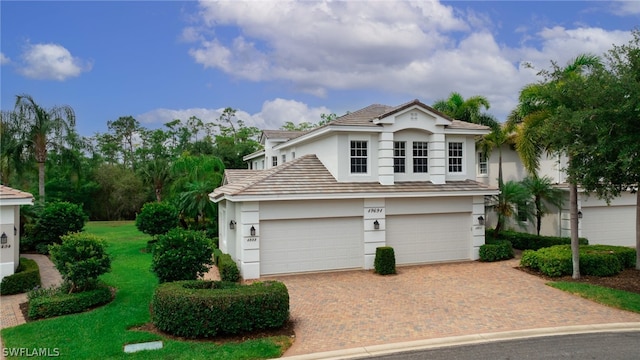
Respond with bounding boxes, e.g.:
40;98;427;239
260;217;363;275
581;206;635;246
386;213;471;264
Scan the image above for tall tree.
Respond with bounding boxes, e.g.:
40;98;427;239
433;92;495;126
107;116;141;170
14;94;77;203
213;108;260;169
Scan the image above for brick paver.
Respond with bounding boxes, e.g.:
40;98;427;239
269;259;640;356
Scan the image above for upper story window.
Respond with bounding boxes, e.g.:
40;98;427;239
413;141;429;173
393;141;406;173
282;154;286;164
350;140;368;174
448;142;463;173
292;151;296;159
272;156;278;167
478;152;487;175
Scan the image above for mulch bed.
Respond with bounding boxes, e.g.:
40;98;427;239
518;267;640;294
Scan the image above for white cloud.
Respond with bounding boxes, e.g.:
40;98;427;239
18;43;92;81
610;0;640;16
186;0;633;121
136;98;331;131
0;53;10;65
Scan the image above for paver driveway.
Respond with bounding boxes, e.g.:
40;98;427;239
265;258;640;357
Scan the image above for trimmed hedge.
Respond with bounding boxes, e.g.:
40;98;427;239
218;253;240;282
479;240;514;262
374;247;396;275
27;285;113;320
0;258;41;295
520;245;636;277
152;280;289;338
488;229;588;250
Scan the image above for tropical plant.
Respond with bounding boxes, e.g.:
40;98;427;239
29;201;87;253
14;94;77;203
432;92;497;127
492;180;533;236
150;228;214;283
521;176;564;235
135;202;179;236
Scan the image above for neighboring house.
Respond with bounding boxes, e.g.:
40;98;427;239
479;146;636;247
210;99;499;279
0;185;34;281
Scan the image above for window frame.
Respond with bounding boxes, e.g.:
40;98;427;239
393;141;406;173
478;152;488;175
350;140;368;174
448;141;464;173
272;156;278;167
412;141;429;173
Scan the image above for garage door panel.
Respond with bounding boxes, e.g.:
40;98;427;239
582;206;634;246
261;217;363;275
387;213;470;264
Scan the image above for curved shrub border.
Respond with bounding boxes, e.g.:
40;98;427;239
520;245;636;277
488;229;588;250
479;240;514;262
0;258;41;295
28;285;113;320
152;280;289;338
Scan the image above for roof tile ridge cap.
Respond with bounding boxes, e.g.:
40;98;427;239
230;154;315;193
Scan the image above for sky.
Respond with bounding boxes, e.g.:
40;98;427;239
1;0;639;137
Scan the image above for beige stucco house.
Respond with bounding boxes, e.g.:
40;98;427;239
211;100;499;279
0;185;34;281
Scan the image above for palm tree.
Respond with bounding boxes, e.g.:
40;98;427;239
507;54;602;279
14;94;76;203
521;176;564;235
433;92;494;126
492;180;533;236
0;110;28;185
140;158;172;202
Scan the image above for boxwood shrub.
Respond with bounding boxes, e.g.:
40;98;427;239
479;240;514;262
0;258;41;295
152;280;289;338
218;253;240;282
520;245;636;277
374;246;396;275
488;229;588;250
27;284;113;320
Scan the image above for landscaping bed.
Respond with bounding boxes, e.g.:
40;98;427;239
519;267;640;294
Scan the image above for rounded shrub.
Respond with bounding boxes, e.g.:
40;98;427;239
479;240;514;262
29;201;87;253
152;280;289;338
49;233;111;293
374;246;396;275
519;245;635;277
135;202;179;236
0;258;41;295
151;228;214;283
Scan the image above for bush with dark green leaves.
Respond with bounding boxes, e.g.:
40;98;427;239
218;253;240;282
152;280;289;338
0;258;41;295
487;229;588;251
151;229;214;283
520;245;636;277
28;202;87;254
479;240;514;262
27;283;112;320
49;233;111;293
135;202;179;236
374;246;396;275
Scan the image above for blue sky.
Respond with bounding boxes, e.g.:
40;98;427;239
2;1;639;137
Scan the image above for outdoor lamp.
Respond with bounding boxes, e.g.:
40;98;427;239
14;226;17;236
250;226;256;236
578;211;583;219
229;220;236;230
0;232;7;244
373;220;380;230
478;216;485;226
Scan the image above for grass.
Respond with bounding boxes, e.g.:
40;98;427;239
549;282;640;314
1;221;291;359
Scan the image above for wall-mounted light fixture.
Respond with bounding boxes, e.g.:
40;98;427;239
250;226;256;236
578;211;583;219
229;220;236;230
478;215;485;226
14;227;17;236
373;220;380;230
0;232;7;244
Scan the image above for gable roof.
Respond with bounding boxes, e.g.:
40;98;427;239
261;130;308;140
211;154;498;202
0;185;35;206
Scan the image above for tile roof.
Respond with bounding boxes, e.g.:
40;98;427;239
262;130;308;139
0;185;34;204
212;154;498;201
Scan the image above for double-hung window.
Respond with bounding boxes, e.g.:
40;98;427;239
448;142;463;173
393;141;406;173
478;152;487;175
413;141;429;173
350;140;368;173
272;156;278;167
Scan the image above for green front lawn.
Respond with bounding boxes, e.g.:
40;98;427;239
549;281;640;314
1;221;290;359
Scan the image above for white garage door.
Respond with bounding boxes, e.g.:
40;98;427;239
386;213;470;264
581;206;635;246
260;217;363;275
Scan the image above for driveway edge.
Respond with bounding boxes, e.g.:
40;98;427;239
281;322;640;359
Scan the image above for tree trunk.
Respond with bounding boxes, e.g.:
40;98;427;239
155;187;162;202
38;161;45;204
536;197;542;236
570;181;580;279
636;189;639;270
